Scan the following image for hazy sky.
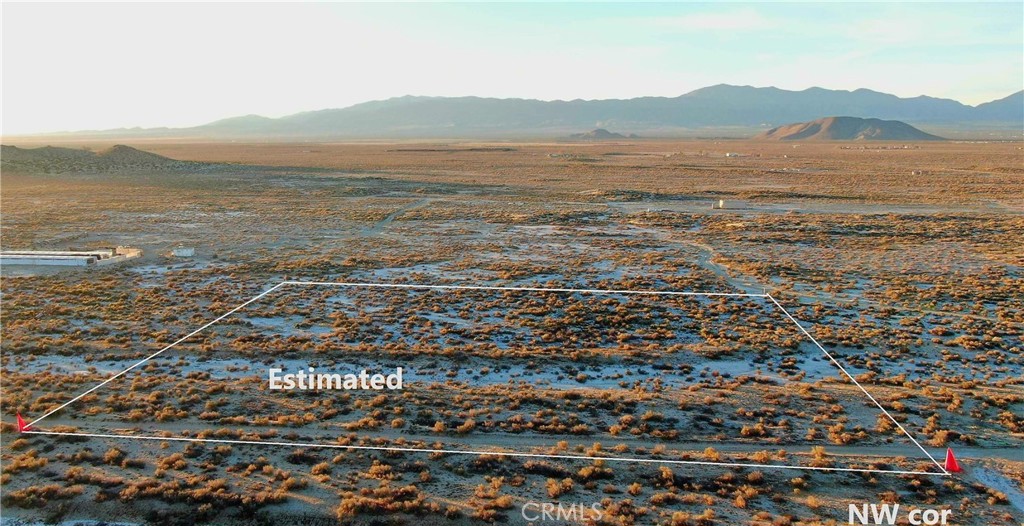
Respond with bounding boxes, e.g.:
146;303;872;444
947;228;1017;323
3;2;1022;134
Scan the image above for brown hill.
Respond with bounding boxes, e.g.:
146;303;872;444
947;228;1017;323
756;116;945;141
1;144;196;172
97;144;175;164
568;128;638;140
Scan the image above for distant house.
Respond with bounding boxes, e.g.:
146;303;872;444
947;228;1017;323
172;246;196;257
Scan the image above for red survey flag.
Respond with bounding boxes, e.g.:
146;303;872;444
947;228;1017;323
16;413;31;432
944;447;962;473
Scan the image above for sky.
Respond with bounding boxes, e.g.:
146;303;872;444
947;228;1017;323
2;2;1022;134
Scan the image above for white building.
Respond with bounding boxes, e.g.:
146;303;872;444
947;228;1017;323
172;246;196;257
1;247;141;266
1;253;96;266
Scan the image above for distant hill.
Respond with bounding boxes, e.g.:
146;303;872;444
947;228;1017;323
971;91;1024;123
756;117;945;141
1;144;198;172
12;85;1023;139
569;128;637;140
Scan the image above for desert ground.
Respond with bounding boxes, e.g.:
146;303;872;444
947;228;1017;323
1;139;1021;525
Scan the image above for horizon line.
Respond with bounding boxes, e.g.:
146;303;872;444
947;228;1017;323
2;83;1021;137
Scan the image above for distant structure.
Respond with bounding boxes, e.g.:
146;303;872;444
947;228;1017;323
1;246;141;267
724;152;742;157
171;246;196;257
712;199;747;210
115;246;143;258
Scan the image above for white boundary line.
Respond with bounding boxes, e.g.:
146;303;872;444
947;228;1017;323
25;282;287;428
283;281;762;298
21;280;947;476
22;429;941;476
766;293;949;475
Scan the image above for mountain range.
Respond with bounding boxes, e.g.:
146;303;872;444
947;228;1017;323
21;85;1024;139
